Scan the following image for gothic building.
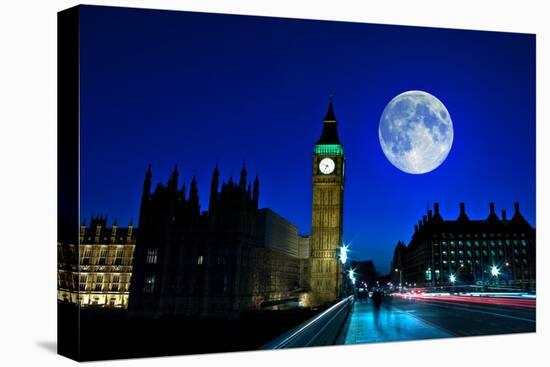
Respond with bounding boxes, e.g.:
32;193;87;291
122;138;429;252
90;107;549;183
393;202;536;289
309;97;345;306
57;215;136;308
129;164;309;317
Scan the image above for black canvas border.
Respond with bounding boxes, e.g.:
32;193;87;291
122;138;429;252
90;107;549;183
57;5;81;361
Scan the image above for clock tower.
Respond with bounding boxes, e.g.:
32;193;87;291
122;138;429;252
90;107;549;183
309;97;345;306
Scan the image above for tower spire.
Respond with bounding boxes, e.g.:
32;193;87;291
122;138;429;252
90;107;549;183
316;96;341;145
239;162;247;190
209;164;220;212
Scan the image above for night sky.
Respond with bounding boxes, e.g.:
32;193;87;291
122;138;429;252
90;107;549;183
79;5;535;273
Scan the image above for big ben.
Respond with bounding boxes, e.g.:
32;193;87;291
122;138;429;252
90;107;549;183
309;97;345;306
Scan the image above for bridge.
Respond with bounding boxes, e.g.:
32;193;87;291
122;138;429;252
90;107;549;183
262;291;536;349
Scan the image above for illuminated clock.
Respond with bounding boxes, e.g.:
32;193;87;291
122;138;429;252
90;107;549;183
319;157;335;174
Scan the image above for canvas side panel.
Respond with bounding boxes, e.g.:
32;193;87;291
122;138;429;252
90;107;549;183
57;5;81;362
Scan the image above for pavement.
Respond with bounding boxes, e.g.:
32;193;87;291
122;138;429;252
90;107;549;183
341;298;451;345
340;294;535;345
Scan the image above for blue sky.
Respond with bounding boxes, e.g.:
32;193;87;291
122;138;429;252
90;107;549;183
79;6;535;273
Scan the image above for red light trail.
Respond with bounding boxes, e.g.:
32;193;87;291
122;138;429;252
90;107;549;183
394;293;536;309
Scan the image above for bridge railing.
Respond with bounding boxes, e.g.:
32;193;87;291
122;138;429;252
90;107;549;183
261;295;354;349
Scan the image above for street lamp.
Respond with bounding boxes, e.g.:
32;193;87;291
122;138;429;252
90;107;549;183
395;268;403;290
449;274;456;284
339;244;349;265
491;265;500;286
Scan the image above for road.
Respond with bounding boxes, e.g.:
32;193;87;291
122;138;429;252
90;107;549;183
340;293;535;345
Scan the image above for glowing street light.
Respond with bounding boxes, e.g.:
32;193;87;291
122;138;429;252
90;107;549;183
348;268;356;284
491;265;500;277
449;274;456;284
339;244;349;265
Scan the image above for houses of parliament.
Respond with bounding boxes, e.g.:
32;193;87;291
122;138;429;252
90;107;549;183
57;98;346;313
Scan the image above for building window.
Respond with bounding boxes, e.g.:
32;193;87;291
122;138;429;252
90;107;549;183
143;275;155;294
82;247;91;265
435;270;440;281
79;275;87;291
146;248;158;264
197;255;204;265
111;275;120;291
425;270;432;281
114;249;123;265
98;248;108;265
95;276;103;291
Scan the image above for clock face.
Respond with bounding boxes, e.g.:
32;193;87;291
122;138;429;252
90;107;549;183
319;157;335;174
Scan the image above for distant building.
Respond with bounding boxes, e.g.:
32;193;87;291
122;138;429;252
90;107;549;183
394;202;535;289
390;241;407;285
350;260;378;289
129;164;309;317
57;215;136;309
256;208;299;257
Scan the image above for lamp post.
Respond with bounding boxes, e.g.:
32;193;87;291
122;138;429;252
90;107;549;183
338;244;349;298
449;273;456;290
394;268;403;291
491;265;500;286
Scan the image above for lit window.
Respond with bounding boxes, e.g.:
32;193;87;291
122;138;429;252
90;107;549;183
114;249;123;265
111;276;120;291
143;275;155;294
425;270;432;281
95;276;103;291
146;248;158;264
197;255;204;265
98;248;108;265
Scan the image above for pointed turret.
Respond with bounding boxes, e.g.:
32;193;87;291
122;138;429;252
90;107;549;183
189;175;200;216
239;162;247;190
316;96;341;145
487;202;500;222
512;202;525;222
209;164;219;212
457;202;469;221
168;164;179;191
432;202;443;222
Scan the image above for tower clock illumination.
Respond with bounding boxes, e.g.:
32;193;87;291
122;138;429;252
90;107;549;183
319;158;335;174
309;96;345;306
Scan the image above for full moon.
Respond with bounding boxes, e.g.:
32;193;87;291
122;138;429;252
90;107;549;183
378;90;453;174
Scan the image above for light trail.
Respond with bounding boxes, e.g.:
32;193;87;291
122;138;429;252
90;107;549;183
393;292;536;309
